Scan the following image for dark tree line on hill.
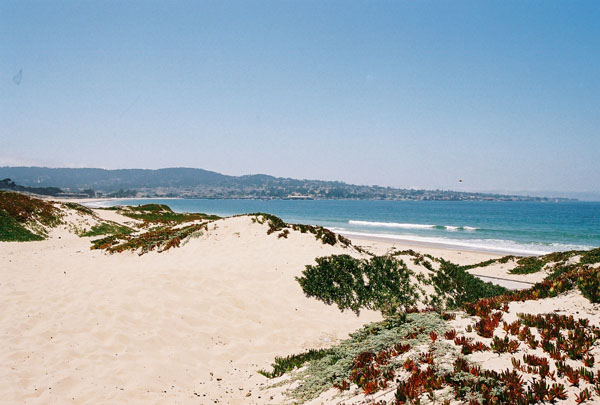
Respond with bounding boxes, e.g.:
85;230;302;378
0;178;64;196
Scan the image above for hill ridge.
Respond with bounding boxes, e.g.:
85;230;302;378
0;166;574;201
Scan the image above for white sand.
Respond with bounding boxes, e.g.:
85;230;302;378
1;215;381;404
0;209;573;404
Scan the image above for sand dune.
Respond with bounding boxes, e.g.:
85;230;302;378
3;200;597;404
1;215;381;404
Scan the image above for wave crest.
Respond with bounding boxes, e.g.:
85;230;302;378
348;220;478;231
331;229;593;255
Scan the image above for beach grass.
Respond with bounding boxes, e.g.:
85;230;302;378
249;212;352;247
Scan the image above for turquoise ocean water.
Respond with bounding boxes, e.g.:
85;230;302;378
88;199;600;255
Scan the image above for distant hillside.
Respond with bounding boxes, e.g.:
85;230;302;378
0;178;95;198
0;178;64;197
0;166;574;201
0;167;229;189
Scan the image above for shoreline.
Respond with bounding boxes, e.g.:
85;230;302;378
343;234;506;264
2;194;597;403
341;235;541;290
65;198;590;257
52;197;183;204
341;233;538;257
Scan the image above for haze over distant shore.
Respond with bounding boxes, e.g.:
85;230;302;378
0;166;577;201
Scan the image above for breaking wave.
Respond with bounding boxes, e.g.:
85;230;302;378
330;229;593;256
348;220;479;231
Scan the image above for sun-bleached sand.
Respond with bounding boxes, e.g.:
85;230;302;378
1;204;595;404
1;212;384;404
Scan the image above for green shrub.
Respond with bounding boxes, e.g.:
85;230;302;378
249;213;351;247
460;258;500;271
580;247;600;265
0;210;44;241
80;222;133;237
133;203;172;212
498;255;516;264
0;191;63;240
577;271;600;303
291;223;347;246
91;222;207;255
543;250;581;263
509;256;545;274
247;212;287;234
258;348;334;378
429;260;509;309
117;204;220;224
62;202;95;216
296;255;418;315
261;312;445;402
0;191;62;228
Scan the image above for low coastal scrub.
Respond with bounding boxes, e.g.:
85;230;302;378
0;210;44;241
261;312;447;402
91;222;208;255
109;204;220;225
0;191;63;240
264;305;600;403
390;249;509;308
0;191;131;241
297;252;509;315
290;223;351;246
428;260;509;309
89;208;354;255
297;255;420;315
61;201;95;216
80;222;134;237
462;265;600;316
577;270;600;303
459;254;548;275
248;212;287;233
258;348;334;378
457;248;598;276
249;213;352;247
580;247;600;265
264;246;600;404
508;256;546;274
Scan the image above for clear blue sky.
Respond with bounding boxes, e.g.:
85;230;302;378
1;1;599;194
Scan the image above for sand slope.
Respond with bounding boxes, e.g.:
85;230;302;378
4;203;590;404
0;215;380;404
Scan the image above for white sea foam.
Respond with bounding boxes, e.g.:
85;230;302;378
349;220;436;229
83;200;114;208
329;229;593;256
348;220;479;231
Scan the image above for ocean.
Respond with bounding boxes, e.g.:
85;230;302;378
87;199;600;255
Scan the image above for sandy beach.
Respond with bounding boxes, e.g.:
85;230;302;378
1;212;381;404
4;2;599;402
1;200;598;404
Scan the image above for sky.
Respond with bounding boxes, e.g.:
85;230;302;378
1;1;599;194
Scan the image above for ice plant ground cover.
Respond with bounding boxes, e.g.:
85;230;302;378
261;248;600;404
0;191;63;240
